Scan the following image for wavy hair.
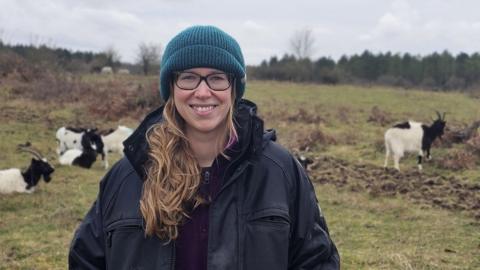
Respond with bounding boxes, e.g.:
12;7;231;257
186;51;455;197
140;88;237;241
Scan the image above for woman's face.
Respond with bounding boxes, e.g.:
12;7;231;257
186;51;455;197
173;67;233;137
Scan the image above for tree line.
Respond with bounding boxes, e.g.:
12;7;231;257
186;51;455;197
2;38;480;92
0;40;161;75
248;50;480;91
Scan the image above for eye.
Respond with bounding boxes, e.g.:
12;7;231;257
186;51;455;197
178;73;198;81
208;74;228;82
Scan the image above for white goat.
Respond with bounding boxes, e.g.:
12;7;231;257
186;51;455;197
101;125;133;154
56;127;82;156
0;144;55;194
384;112;446;171
100;126;134;169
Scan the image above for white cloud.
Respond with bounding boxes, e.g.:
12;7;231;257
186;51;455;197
1;0;480;64
243;20;267;32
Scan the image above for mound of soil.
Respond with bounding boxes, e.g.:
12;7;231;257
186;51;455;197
309;156;480;220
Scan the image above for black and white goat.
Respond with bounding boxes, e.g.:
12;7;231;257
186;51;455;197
57;128;105;169
0;143;55;194
384;112;446;171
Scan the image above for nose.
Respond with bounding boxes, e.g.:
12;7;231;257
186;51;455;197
194;80;212;98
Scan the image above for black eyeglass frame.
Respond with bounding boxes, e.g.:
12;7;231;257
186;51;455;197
173;71;235;91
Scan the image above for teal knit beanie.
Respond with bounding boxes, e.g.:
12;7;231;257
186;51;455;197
160;25;246;101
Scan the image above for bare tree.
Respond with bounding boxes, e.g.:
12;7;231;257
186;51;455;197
289;28;315;60
0;28;4;45
137;42;162;75
104;45;122;68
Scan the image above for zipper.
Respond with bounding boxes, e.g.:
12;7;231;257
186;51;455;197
105;219;143;249
106;225;141;248
106;231;112;248
251;216;290;227
170;241;176;270
204;170;210;184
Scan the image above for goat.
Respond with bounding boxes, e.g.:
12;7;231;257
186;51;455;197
100;125;133;154
384;112;446;171
98;125;134;169
0;143;55;194
56;126;84;155
56;127;106;169
58;129;104;169
296;154;314;170
101;66;113;74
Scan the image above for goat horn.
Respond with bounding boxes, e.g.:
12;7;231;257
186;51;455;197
442;112;446;120
435;111;442;120
17;144;43;160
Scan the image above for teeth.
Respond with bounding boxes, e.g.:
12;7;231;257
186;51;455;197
192;105;215;112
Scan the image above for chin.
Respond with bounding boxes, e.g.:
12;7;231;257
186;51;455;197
191;121;223;133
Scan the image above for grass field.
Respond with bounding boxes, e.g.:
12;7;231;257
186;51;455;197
0;78;479;269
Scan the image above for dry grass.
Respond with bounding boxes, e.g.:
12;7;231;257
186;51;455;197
1;78;480;269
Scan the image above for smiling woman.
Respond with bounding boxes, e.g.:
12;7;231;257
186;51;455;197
68;25;340;270
173;68;235;160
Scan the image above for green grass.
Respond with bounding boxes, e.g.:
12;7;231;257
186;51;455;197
1;79;479;269
318;184;480;269
246;81;480;177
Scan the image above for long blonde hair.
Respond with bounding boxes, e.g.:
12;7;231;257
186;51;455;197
140;89;237;241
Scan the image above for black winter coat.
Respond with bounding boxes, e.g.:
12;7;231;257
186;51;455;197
69;99;340;269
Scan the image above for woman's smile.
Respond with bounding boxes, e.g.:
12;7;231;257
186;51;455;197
190;104;218;114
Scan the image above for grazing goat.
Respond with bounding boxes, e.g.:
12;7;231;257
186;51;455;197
0;143;54;194
58;130;104;169
57;128;105;169
384;112;446;171
100;125;133;154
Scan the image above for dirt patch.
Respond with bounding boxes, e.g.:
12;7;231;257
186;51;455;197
309;156;480;219
295;129;336;151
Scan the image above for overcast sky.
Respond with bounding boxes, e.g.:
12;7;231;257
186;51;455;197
1;0;479;65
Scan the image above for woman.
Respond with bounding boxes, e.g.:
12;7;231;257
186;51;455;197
69;25;340;270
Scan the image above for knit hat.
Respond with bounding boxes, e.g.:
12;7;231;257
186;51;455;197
160;25;246;101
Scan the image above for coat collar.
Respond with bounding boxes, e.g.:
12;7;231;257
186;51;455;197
123;99;266;180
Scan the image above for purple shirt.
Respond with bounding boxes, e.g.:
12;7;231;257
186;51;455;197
174;157;227;270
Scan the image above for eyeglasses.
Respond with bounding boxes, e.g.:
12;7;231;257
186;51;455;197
173;71;233;91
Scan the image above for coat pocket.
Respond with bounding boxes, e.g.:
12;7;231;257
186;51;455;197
105;218;172;270
243;208;290;269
